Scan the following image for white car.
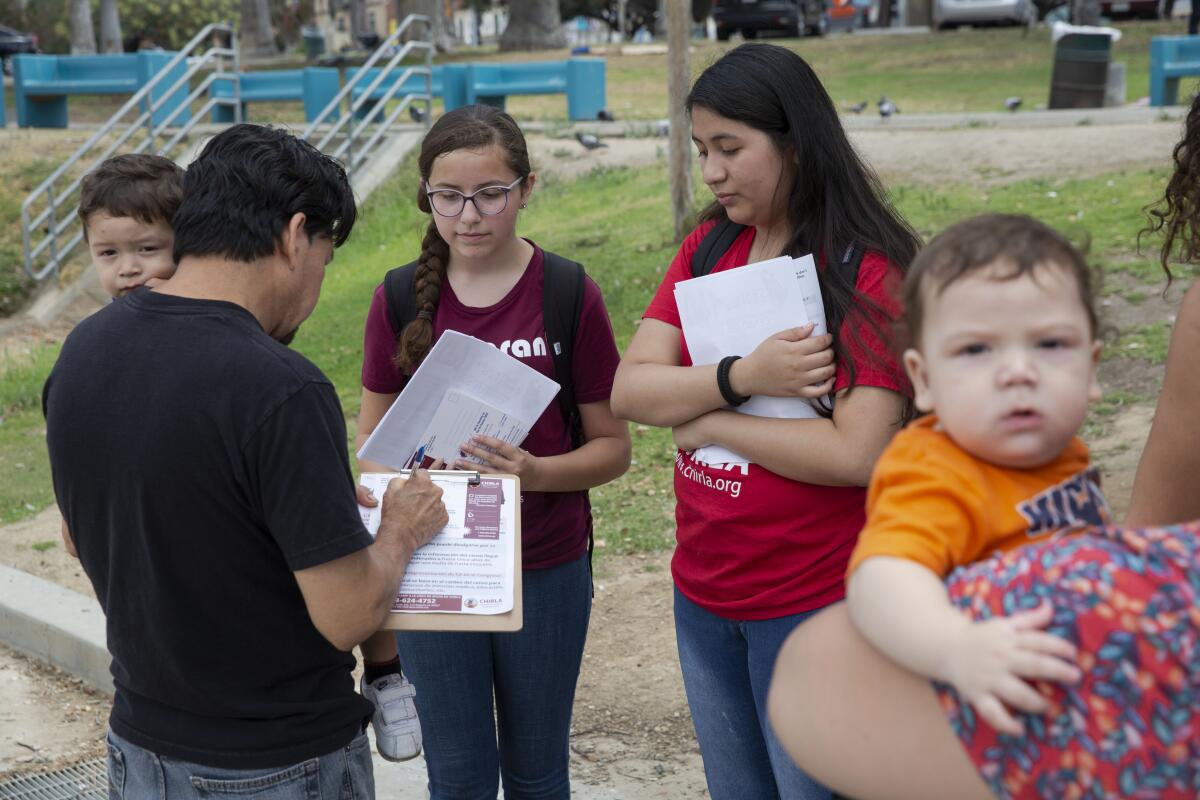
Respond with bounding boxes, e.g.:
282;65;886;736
932;0;1037;28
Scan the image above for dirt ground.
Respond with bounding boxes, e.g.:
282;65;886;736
0;118;1183;790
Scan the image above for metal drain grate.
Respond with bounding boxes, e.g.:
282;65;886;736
0;758;107;799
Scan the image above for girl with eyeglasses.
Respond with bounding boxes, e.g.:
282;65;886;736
354;104;631;798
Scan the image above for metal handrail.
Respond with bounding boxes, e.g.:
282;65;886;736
302;15;433;179
19;22;239;283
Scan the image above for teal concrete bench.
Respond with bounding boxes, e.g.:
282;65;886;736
345;59;606;122
1150;36;1200;107
12;52;190;128
346;64;465;119
464;58;605;120
210;67;340;122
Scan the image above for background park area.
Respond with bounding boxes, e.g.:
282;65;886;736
2;14;1199;794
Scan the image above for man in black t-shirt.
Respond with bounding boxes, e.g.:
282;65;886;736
43;125;447;795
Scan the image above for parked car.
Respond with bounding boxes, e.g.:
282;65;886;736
1098;0;1161;18
932;0;1036;28
0;24;38;74
712;0;831;38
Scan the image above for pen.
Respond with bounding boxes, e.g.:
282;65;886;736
410;446;426;470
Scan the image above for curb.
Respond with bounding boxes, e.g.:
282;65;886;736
0;564;112;693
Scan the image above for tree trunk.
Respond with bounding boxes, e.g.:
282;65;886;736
351;0;369;38
240;0;277;58
499;0;566;51
69;0;97;55
667;0;691;241
398;0;458;51
1071;0;1102;24
99;0;123;54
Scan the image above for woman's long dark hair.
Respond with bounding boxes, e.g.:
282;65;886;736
687;44;920;415
394;105;532;374
1143;92;1200;283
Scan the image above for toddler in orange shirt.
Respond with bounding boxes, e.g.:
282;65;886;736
772;214;1200;800
847;213;1110;735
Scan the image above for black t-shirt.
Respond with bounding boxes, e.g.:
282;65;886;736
43;290;374;768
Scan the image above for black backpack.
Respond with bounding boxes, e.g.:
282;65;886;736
382;252;587;448
689;218;865;284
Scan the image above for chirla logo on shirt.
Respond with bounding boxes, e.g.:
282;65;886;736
1018;467;1110;538
675;450;746;498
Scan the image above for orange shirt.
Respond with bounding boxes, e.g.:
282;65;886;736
848;415;1111;578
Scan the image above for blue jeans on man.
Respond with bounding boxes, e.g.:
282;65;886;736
105;729;374;799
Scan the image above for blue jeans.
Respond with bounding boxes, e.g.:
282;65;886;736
674;587;833;800
395;554;591;800
105;729;374;799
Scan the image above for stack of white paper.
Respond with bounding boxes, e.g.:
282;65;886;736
674;254;829;466
358;330;560;470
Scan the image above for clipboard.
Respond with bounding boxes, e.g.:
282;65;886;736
359;471;523;633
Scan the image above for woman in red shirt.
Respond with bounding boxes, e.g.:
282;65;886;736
611;43;918;799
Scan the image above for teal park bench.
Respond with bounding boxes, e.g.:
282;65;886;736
12;52;190;129
346;64;464;119
210;67;341;123
1150;36;1200;107
464;58;605;120
347;58;606;122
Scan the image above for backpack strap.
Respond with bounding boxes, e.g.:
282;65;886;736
839;243;865;288
541;251;586;449
382;259;421;340
690;219;748;277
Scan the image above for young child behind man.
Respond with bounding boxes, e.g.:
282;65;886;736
56;154;185;560
79;153;183;297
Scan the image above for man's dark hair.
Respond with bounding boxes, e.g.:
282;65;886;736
902;214;1099;349
78;153;184;240
172;124;356;264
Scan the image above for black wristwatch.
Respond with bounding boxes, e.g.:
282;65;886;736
717;355;751;407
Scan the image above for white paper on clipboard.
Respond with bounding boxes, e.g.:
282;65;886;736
358;471;517;615
673;254;829;467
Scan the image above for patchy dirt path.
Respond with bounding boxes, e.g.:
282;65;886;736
527;117;1183;186
0;118;1186;787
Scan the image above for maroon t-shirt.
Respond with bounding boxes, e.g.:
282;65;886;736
644;221;911;620
361;244;620;570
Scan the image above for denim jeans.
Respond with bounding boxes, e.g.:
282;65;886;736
105;729;374;799
674;587;833;800
394;554;591;800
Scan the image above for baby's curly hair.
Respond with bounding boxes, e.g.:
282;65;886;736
1144;93;1200;282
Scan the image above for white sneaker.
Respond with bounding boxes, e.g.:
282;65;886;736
361;673;422;761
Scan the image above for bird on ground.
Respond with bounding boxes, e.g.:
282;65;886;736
846;101;868;114
1004;96;1022;112
409;105;427;123
576;131;608;150
877;96;898;119
597;109;616;122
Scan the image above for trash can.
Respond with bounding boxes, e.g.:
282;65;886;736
1048;31;1113;109
302;26;326;61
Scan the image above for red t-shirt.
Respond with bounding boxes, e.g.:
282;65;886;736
644;221;910;620
361;244;620;570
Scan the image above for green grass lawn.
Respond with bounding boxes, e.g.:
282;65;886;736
1;153;1181;548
